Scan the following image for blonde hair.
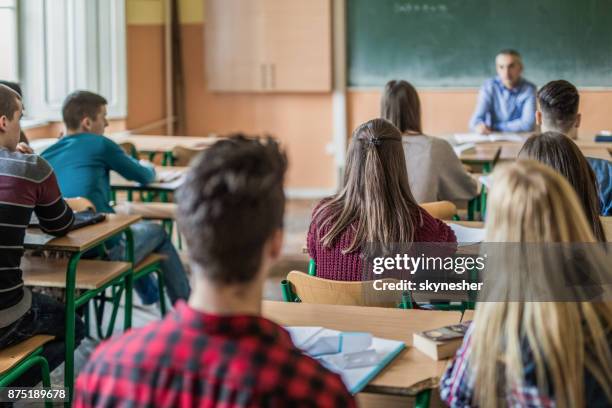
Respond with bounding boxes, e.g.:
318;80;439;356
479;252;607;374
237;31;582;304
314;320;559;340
472;160;612;407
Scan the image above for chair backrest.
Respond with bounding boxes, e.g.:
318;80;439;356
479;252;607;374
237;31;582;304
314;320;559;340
602;216;612;242
119;142;138;159
171;145;201;167
285;270;401;307
421;201;457;220
66;197;96;212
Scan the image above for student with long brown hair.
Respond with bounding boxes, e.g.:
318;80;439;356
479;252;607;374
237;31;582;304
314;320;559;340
518;131;606;241
441;160;612;407
381;80;478;203
307;118;456;281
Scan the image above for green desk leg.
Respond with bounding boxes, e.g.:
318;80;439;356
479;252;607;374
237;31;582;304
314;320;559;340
280;280;296;302
308;259;316;276
467;198;476;221
480;185;487;221
415;389;431;408
124;227;134;330
64;252;82;404
0;351;52;408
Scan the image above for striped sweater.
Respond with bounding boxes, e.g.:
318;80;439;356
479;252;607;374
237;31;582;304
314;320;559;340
0;148;74;327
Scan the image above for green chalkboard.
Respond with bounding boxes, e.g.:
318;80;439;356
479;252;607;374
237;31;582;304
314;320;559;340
348;0;612;88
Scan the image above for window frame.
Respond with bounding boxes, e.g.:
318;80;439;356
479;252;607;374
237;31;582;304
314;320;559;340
18;0;127;122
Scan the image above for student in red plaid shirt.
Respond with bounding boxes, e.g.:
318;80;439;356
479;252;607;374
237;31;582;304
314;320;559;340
74;136;355;407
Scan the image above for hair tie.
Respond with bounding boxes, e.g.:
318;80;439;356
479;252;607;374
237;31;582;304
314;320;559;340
368;137;382;147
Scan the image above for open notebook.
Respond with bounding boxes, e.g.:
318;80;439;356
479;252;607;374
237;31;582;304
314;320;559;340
286;326;405;394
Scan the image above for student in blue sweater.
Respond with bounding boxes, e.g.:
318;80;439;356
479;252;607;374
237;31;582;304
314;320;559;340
42;91;190;306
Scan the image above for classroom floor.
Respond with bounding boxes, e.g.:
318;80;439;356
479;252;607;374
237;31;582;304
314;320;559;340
45;199;318;386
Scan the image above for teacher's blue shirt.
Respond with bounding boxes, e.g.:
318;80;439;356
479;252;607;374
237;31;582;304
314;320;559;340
470;77;536;132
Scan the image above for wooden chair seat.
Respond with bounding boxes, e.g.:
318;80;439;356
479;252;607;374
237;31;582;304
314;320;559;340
135;253;166;272
114;202;176;220
285;271;401;308
0;335;54;375
421;201;457;220
22;257;131;290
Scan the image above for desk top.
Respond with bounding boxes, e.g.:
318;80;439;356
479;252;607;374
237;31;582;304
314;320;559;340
459;145;500;164
25;214;141;252
262;301;462;395
110;134;221;153
110;166;189;192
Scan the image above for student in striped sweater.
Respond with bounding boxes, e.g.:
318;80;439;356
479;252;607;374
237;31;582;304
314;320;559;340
0;85;84;385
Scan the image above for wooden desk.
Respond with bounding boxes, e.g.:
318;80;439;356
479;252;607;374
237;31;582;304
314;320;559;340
24;214;140;397
110;134;220;153
110;134;220;165
25;214;141;252
110;167;188;193
262;301;462;396
459;146;500;172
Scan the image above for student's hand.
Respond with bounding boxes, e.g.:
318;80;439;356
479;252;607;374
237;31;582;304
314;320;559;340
475;123;492;134
16;142;34;154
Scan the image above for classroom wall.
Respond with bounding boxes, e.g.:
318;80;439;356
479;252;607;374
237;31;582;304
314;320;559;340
348;89;612;137
126;0;336;192
30;1;612;191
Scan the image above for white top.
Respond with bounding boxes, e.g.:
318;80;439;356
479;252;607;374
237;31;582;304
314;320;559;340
402;134;478;203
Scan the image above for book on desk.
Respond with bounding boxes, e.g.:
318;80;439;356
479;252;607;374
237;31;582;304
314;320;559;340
286;326;405;394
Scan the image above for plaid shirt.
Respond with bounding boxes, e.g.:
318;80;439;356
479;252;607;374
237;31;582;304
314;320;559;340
74;301;355;407
439;324;556;407
440;323;611;408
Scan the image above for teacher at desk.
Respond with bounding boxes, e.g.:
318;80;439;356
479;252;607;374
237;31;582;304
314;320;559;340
469;49;536;134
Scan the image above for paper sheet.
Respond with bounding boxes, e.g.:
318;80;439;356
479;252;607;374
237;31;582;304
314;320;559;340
448;223;485;245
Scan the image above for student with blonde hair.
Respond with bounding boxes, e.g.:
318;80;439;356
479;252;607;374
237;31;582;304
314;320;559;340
381;80;478;203
307;118;456;281
440;160;612;407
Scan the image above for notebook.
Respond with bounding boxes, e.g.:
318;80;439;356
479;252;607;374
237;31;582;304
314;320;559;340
286;327;405;394
30;210;106;231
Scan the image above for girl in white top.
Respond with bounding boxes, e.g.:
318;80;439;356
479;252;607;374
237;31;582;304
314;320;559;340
381;80;478;203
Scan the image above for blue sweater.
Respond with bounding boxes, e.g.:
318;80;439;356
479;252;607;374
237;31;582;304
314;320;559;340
587;157;612;216
42;133;155;213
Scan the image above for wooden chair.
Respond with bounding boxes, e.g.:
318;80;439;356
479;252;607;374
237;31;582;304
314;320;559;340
281;271;408;308
0;335;54;407
171;145;200;167
421;201;457;220
65;197;95;212
119;142;138;159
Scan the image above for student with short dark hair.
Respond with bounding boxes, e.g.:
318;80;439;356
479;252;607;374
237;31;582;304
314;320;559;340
74;136;356;407
308;118;456;281
0;84;84;385
42;90;190;306
470;49;536;133
0;80;30;146
518;132;606;241
535;79;611;216
381;80;478;203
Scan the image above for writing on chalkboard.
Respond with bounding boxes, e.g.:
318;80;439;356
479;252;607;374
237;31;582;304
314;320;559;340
394;2;448;14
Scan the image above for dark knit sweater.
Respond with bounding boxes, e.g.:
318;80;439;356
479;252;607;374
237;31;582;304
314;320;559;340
307;203;457;281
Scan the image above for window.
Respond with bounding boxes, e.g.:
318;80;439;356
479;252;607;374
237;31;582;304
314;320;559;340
0;0;19;81
18;0;127;121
